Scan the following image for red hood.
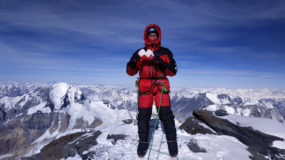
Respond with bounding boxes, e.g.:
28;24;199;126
144;24;161;51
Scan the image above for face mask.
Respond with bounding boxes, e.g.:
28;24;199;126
148;36;157;43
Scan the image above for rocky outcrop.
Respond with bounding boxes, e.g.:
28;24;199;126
0;108;5;121
171;93;214;121
22;131;101;160
0;113;50;155
187;139;207;153
179;117;216;135
192;109;285;160
122;119;133;124
107;134;127;145
273;99;285;119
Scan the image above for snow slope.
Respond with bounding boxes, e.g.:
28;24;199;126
222;115;285;150
64;119;251;160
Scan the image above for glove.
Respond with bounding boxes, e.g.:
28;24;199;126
138;49;154;60
130;53;140;63
128;52;141;70
136;49;154;68
153;56;167;71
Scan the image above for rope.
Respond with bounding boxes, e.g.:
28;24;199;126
156;132;164;160
152;149;179;160
147;82;180;160
147;83;164;160
151;149;170;156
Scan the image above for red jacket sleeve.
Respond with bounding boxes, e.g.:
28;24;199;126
157;48;177;76
126;50;140;76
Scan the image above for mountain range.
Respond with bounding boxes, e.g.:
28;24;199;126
0;81;285;160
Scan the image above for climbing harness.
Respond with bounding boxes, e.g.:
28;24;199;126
136;78;169;96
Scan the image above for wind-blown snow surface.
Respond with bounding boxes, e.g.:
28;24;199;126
64;124;252;160
222;115;285;150
1;82;285;159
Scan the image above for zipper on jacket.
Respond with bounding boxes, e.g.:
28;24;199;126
150;47;154;78
152;61;154;78
155;63;157;78
149;62;151;78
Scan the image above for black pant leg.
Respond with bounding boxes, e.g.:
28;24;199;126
137;107;152;142
158;106;177;141
159;106;178;156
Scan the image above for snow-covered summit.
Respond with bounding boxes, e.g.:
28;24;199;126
49;82;70;110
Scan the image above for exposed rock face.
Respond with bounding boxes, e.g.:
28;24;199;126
0;108;5;121
273;99;285;119
179;117;216;135
22;131;101;160
214;109;228;116
187;139;207;153
107;134;127;145
0;113;50;155
171;93;214;121
122;119;133;124
89;118;103;128
193;110;285;160
0;112;71;157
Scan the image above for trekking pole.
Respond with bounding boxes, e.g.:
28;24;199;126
100;86;136;125
117;91;135;123
135;78;141;125
156;133;164;160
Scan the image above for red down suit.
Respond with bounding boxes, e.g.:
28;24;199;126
126;24;177;108
126;24;178;155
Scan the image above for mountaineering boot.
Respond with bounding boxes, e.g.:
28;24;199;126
137;141;149;158
167;140;178;157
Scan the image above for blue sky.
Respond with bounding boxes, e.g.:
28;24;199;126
0;0;285;89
